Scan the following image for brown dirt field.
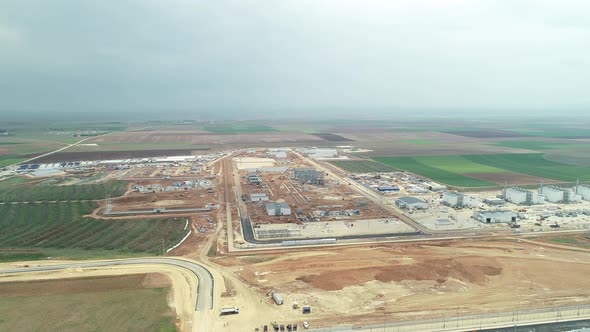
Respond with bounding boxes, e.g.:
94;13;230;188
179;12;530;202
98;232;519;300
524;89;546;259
114;190;219;210
227;238;590;326
0;273;170;297
93;131;325;145
463;172;561;185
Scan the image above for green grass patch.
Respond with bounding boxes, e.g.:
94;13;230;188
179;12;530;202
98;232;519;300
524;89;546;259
206;239;217;257
329;160;398;173
400;139;438;145
0;180;128;202
0;202;189;255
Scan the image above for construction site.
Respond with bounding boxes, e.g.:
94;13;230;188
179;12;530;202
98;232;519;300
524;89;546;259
232;150;415;243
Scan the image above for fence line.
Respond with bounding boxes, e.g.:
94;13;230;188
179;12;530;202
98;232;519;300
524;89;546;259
312;304;590;332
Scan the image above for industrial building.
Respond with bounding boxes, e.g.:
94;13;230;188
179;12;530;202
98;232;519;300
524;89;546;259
293;168;325;185
265;202;291;216
442;191;478;208
250;193;270;202
248;173;262;184
541;186;581;203
473;210;517;224
578;184;590;201
395;197;429;210
377;186;400;192
424;182;447;192
503;187;543;205
299;148;338;159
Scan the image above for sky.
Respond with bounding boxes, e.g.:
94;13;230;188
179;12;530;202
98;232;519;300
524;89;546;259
0;0;589;119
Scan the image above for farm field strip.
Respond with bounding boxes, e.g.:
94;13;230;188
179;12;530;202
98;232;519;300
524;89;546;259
0;181;128;203
373;153;590;187
373;156;495;187
0;202;189;256
329;160;398;173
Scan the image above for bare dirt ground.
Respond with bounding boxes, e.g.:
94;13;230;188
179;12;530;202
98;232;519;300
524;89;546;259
207;238;590;329
91;131;325;146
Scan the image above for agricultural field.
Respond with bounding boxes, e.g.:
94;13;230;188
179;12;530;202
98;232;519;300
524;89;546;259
329;160;398;173
0;156;25;168
202;123;276;133
399;139;438;145
373;153;590;187
0;202;189;257
492;140;588;151
0;274;176;332
373;156;496;187
463;154;590;182
0;180;128;202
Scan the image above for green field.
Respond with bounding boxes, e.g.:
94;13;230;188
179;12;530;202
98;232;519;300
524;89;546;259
463;154;590;181
373;153;590;187
0;180;128;202
493;140;587;151
0;156;25;168
0;276;176;332
0;202;188;256
400;139;438;145
374;156;496;187
329;160;398;173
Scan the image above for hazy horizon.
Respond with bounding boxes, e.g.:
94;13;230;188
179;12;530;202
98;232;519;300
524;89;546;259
1;1;589;117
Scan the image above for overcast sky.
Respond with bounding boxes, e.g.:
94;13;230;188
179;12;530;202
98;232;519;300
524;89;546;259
0;0;589;118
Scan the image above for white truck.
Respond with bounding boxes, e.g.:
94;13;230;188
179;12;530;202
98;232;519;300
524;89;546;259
220;307;240;315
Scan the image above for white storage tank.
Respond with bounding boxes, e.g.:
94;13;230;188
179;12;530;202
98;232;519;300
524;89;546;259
272;292;283;305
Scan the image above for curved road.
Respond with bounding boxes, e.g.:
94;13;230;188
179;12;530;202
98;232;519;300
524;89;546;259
0;257;214;311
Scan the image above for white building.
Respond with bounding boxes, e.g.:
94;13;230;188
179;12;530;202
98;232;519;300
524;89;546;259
395;197;429;210
473;210;517;224
250;193;270;202
299;148;338;159
577;184;590;201
424;182;447;192
265;202;291;216
442;191;478;208
541;186;581;203
504;188;543;205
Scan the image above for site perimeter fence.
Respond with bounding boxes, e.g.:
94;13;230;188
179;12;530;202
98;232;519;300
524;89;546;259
311;304;590;332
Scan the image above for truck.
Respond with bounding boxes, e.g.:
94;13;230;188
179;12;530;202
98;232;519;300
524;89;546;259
220;307;240;315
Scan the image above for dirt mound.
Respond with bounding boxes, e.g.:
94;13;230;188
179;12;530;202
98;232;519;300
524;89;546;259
297;257;502;291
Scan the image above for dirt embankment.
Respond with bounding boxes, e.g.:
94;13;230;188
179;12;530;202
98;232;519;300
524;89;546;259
296;257;501;291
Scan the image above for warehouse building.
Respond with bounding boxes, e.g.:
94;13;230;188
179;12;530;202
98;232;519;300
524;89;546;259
395;196;429;210
541;186;581;203
577;184;590;201
266;202;291;216
503;187;543;205
473;210;517;224
442;191;478;208
250;193;270;202
293;168;325;185
377;186;400;192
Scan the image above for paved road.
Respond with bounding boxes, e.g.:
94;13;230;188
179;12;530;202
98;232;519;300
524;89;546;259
0;257;214;311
